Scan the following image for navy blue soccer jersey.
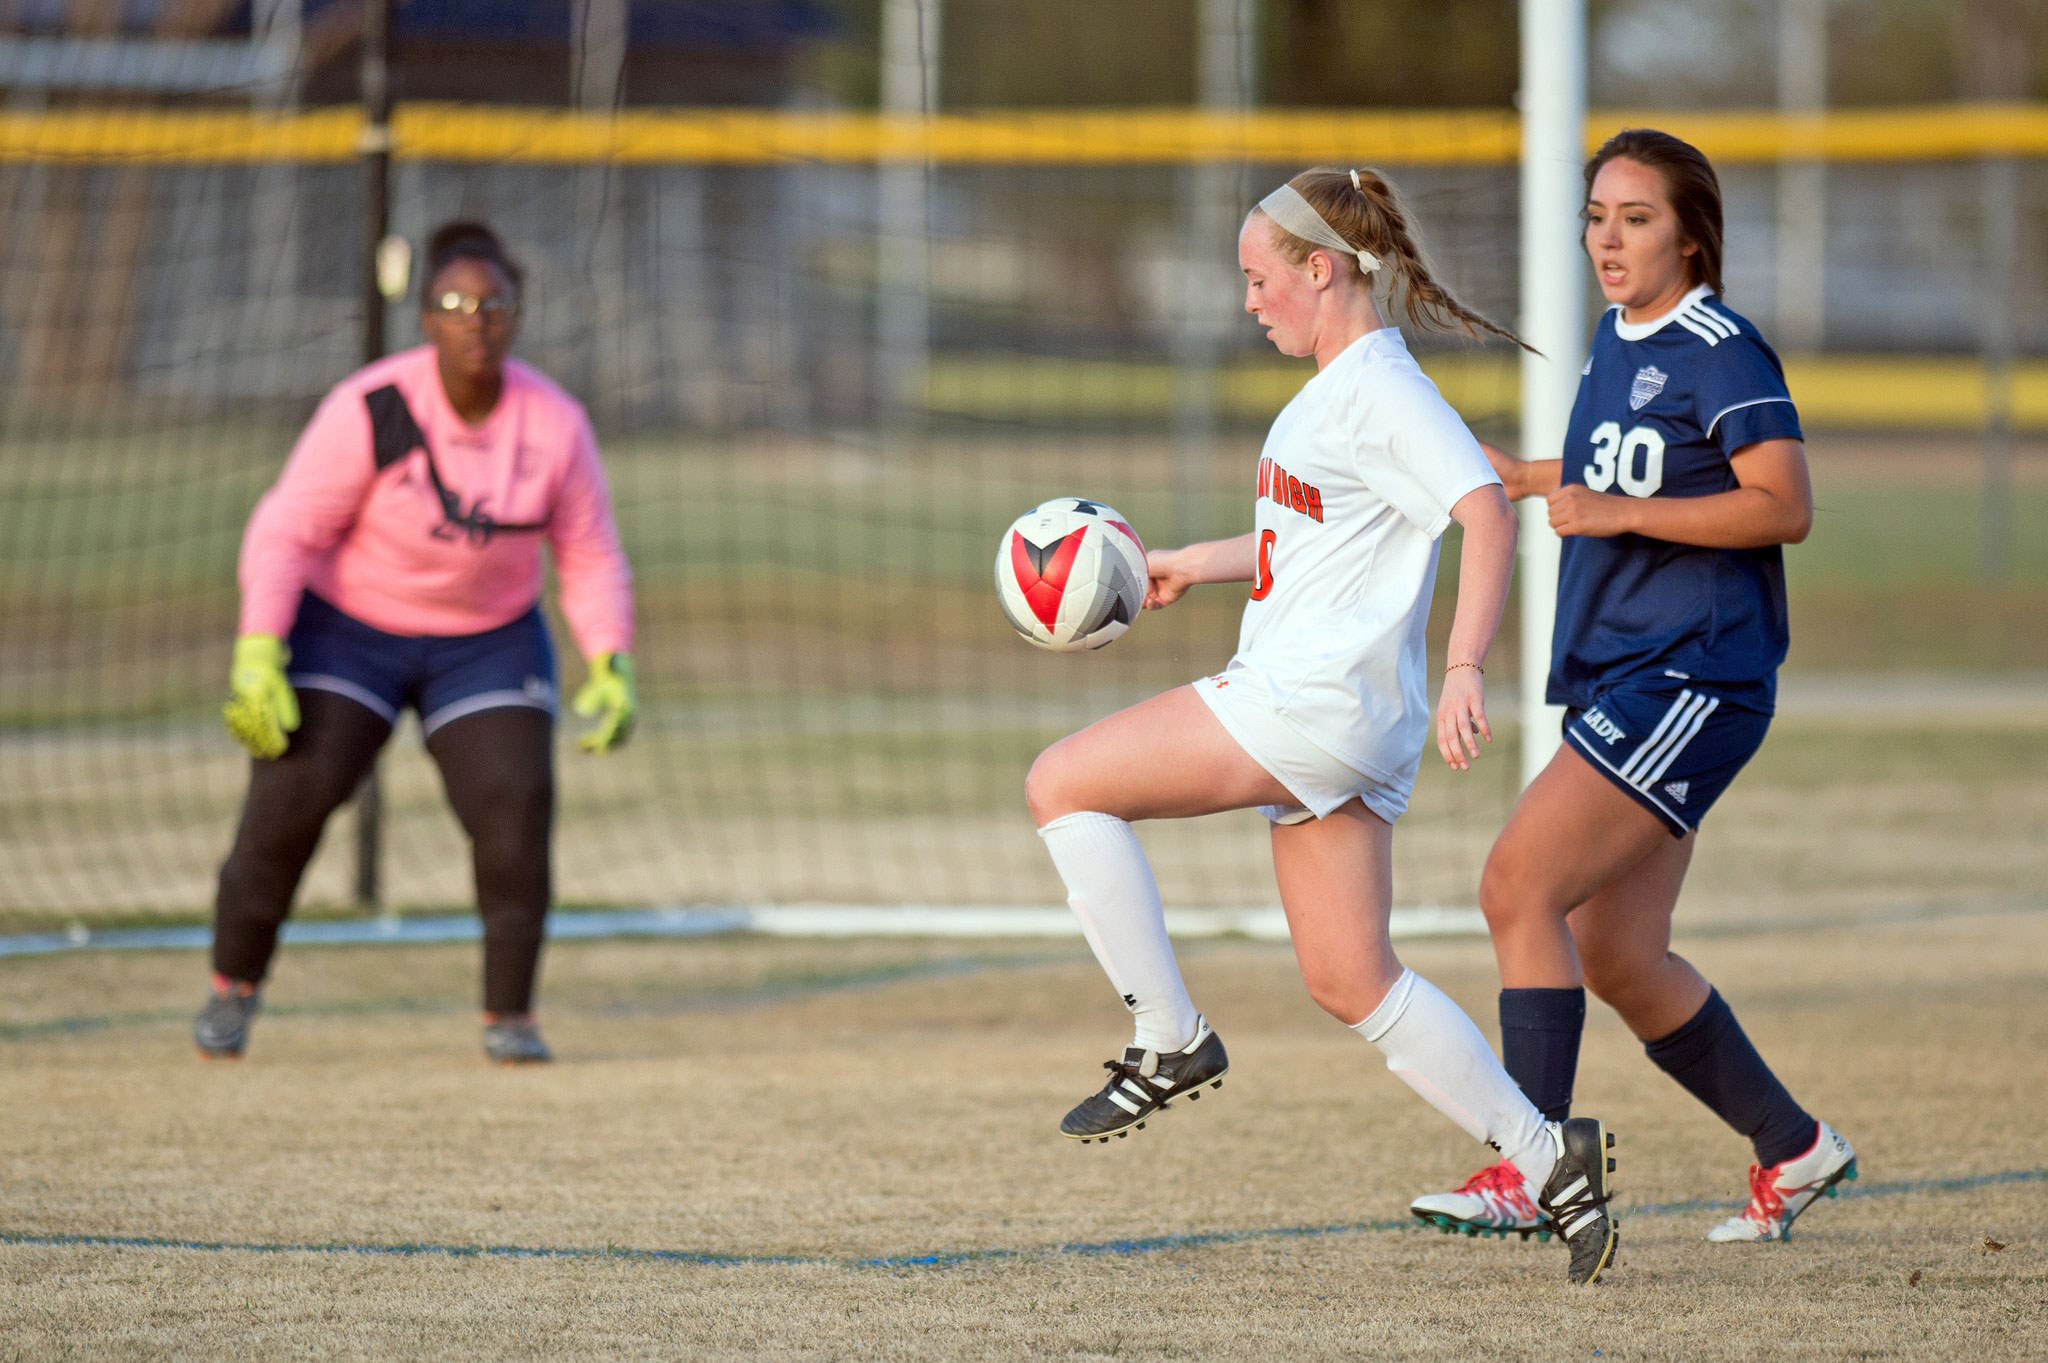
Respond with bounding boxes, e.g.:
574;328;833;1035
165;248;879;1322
1548;285;1804;710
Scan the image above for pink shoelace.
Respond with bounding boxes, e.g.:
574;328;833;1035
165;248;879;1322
1460;1159;1541;1220
1738;1162;1788;1226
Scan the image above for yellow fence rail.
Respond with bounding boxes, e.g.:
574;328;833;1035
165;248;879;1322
922;354;2048;432
2;102;2046;165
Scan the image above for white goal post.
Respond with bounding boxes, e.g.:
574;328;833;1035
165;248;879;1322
1517;0;1586;787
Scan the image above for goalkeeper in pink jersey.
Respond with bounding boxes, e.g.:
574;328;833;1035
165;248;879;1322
198;221;636;1065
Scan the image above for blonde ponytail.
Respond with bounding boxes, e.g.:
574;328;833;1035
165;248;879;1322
1257;166;1537;355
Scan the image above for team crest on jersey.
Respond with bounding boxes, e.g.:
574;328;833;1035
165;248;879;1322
1629;365;1668;411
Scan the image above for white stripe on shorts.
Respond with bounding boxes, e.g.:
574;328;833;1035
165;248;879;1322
289;673;399;724
1626;692;1711;788
420;688;553;738
1618;690;1696;783
1568;729;1692;831
1638;696;1718;788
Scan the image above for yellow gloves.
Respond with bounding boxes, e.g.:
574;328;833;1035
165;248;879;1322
572;651;636;755
222;634;300;759
224;638;633;757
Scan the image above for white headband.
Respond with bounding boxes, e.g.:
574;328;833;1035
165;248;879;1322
1257;180;1382;276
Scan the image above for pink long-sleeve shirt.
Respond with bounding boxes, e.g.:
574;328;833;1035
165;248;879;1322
238;346;633;658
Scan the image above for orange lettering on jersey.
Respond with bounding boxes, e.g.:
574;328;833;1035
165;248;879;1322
1250;529;1277;600
1253;458;1323;524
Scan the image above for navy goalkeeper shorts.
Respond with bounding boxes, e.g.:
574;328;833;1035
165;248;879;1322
284;593;556;738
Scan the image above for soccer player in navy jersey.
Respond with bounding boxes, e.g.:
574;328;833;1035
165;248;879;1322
1408;130;1856;1245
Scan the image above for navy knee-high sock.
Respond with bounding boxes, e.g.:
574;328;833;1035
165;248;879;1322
1499;987;1585;1124
1645;988;1818;1168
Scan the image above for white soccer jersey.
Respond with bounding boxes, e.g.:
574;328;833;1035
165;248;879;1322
1225;327;1499;787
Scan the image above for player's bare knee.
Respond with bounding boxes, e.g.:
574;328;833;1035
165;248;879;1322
1585;949;1679;1017
1479;849;1559;933
1024;744;1079;826
1300;969;1374;1023
1579;945;1630;1002
1477;857;1530;930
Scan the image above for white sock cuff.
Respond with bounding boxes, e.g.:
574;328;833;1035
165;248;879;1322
1350;966;1418;1044
1038;810;1129;842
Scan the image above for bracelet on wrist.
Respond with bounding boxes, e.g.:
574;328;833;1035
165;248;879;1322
1445;662;1484;675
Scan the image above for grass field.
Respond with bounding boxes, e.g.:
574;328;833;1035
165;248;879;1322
4;414;2045;1356
4;902;2045;1359
4;691;2045;1357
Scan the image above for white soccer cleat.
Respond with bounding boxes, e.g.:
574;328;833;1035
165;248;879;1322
1706;1120;1858;1242
1409;1158;1548;1240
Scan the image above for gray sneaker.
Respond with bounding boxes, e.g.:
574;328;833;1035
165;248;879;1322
194;987;261;1059
483;1016;552;1065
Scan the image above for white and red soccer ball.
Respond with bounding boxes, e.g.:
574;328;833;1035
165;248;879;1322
994;498;1148;652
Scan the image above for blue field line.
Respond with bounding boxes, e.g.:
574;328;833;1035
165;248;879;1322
10;893;2039;963
0;907;754;960
0;949;1086;1041
3;1168;2040;1271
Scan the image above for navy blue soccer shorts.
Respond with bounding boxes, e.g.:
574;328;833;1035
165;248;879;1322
1562;677;1772;837
284;593;557;739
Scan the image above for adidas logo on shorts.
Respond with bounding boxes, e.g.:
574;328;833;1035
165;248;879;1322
1664;780;1690;804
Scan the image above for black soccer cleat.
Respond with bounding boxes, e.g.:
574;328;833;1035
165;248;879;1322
1060;1016;1228;1143
1536;1117;1619;1285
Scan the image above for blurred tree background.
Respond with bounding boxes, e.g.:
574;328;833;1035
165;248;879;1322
808;0;2044;110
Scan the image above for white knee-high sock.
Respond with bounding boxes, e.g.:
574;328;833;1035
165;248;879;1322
1352;968;1557;1189
1038;811;1199;1052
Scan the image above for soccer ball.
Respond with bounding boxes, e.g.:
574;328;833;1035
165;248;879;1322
994;498;1148;652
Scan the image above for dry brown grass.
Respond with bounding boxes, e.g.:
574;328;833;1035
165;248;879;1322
3;906;2045;1360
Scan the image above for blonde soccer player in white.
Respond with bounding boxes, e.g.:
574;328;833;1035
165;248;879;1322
1026;167;1618;1284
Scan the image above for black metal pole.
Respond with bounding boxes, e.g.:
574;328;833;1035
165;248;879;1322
352;0;394;911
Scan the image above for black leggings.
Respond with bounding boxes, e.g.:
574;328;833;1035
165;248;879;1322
211;690;555;1015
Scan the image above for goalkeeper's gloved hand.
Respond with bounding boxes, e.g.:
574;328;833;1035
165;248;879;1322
221;633;300;759
572;651;636;755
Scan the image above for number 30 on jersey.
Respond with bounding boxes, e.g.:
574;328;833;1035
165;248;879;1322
1584;421;1666;497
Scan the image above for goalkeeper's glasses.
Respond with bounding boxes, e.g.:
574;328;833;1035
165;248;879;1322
425;290;518;322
